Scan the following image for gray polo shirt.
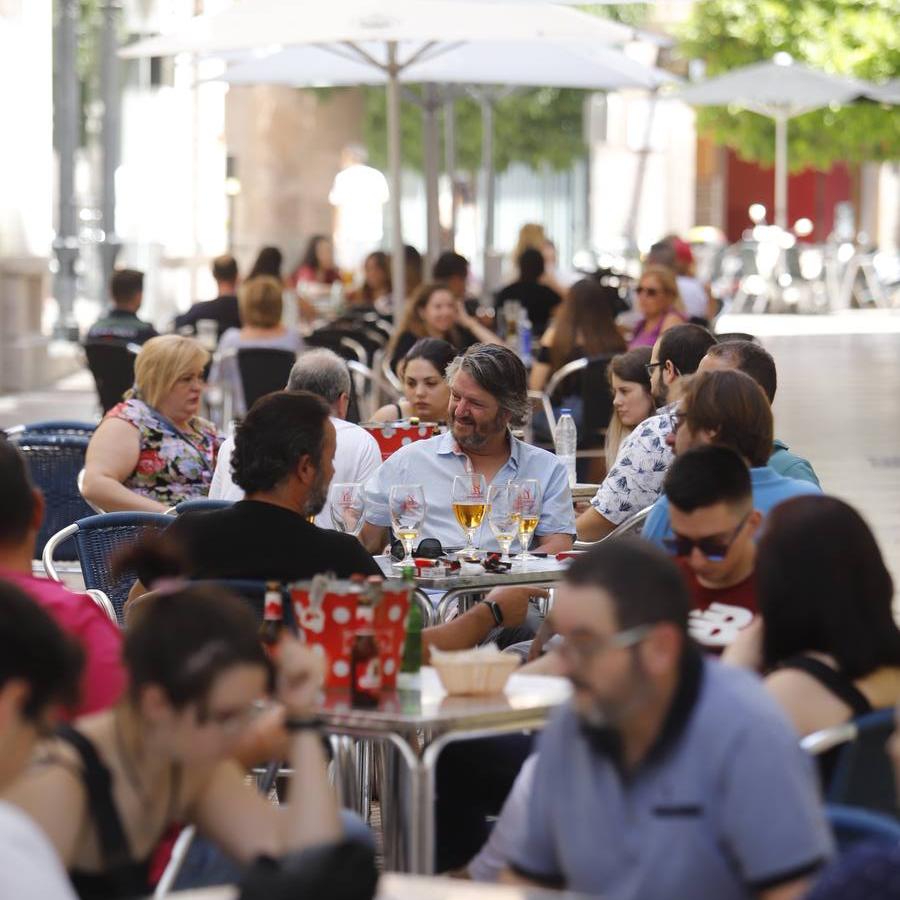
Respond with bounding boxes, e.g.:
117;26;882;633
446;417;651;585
510;651;833;899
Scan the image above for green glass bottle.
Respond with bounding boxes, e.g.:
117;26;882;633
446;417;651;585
400;565;422;673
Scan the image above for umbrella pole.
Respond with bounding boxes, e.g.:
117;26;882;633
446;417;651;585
774;112;788;230
423;84;442;271
480;94;497;295
444;95;457;249
386;42;406;315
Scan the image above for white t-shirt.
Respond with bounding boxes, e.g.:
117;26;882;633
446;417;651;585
209;417;382;530
676;275;708;320
329;165;390;243
0;801;77;899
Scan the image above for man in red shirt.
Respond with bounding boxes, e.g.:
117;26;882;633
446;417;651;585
660;445;761;651
0;439;125;716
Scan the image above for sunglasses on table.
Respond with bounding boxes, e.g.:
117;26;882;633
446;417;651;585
662;512;751;563
389;537;445;561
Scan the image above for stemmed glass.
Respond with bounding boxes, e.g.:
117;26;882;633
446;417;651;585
451;474;488;555
329;483;366;536
513;479;542;565
389;484;426;563
487;483;518;564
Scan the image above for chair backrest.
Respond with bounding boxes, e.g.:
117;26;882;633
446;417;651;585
236;347;297;411
826;709;898;817
12;435;95;558
71;512;173;623
84;342;139;413
5;420;97;438
573;505;653;550
826;803;900;852
172;498;235;516
579;355;615;449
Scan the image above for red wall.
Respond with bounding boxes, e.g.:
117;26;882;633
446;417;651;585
725;149;853;243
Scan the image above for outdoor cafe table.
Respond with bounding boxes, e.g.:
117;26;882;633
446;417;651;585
317;666;572;875
374;554;572;624
168;872;591;898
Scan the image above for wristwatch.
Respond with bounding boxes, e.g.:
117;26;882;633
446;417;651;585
284;715;324;733
483;599;504;627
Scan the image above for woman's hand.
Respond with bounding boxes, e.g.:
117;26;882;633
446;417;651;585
721;615;765;671
277;638;325;716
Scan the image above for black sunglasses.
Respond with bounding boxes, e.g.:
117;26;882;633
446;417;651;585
390;537;444;561
662;513;751;563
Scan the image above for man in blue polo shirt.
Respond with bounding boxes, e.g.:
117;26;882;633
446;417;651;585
361;343;575;554
503;540;832;899
641;369;820;545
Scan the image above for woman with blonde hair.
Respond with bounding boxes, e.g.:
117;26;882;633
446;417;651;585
604;347;655;470
83;335;222;512
628;265;686;349
387;282;498;372
210;275;303;415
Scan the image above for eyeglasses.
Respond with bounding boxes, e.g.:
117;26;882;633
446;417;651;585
206;697;272;735
645;361;663;379
390;536;444;561
667;410;684;433
635;286;660;297
555;624;653;663
662;512;751;563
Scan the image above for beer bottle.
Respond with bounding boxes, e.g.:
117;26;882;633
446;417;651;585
400;565;422;674
351;630;381;708
259;581;284;660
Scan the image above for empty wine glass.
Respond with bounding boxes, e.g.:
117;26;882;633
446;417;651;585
329;483;366;536
487;483;518;563
452;473;488;554
389;484;426;563
513;479;542;565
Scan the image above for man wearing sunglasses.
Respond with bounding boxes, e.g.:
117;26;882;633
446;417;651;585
663;446;761;651
500;541;832;899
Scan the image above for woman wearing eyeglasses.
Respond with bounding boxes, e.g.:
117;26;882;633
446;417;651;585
627;266;686;350
4;578;346;899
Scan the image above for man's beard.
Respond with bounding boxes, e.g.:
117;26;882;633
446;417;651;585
304;469;330;518
450;408;506;451
572;651;655;729
652;375;668;408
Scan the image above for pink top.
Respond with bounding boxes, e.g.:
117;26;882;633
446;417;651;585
629;310;687;349
0;570;125;717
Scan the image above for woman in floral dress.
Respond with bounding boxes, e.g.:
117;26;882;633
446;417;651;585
83;335;222;512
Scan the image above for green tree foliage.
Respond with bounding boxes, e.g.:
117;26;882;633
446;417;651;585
680;0;900;170
362;84;587;174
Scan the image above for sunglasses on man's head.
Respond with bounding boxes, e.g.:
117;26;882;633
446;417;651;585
390;537;444;561
662;513;751;563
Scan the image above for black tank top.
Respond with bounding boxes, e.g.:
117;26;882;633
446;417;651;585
776;655;873;717
57;725;179;900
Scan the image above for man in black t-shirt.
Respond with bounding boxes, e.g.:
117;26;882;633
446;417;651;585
166;390;381;581
85;268;158;346
174;254;242;342
494;247;561;339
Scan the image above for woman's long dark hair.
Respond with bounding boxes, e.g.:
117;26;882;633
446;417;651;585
402;337;457;378
549;279;627;372
361;251;391;302
301;235;329;271
248;246;283;281
759;495;900;679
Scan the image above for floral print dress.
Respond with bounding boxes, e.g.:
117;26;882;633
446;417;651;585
106;398;222;506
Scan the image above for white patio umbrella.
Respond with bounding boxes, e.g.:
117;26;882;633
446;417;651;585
219;39;674;279
679;54;890;230
121;0;635;309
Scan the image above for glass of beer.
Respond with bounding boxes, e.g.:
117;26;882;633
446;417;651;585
389;484;426;563
513;479;541;564
487;483;518;563
452;473;487;555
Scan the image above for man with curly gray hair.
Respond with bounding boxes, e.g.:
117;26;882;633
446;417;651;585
362;343;575;561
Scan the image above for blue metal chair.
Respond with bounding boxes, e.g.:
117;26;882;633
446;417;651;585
4;420;97;438
170;498;235;516
802;708;898;819
826;804;900;852
42;512;173;625
9;434;96;558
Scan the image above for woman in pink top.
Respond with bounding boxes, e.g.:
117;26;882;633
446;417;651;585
628;265;686;349
0;438;125;717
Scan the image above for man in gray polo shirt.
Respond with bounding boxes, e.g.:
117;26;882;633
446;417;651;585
502;540;832;899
